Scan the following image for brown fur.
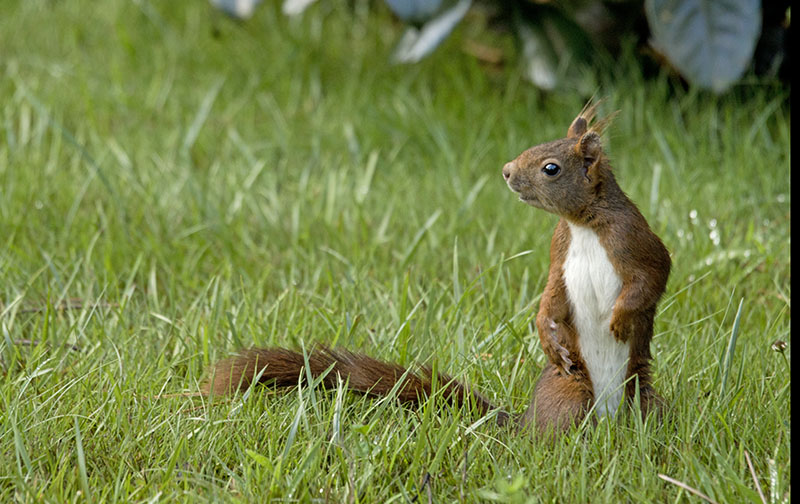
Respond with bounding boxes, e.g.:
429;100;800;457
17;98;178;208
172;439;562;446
505;101;671;434
202;101;670;438
523;363;593;435
203;346;511;426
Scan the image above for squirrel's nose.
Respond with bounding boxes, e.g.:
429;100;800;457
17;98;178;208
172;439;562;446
502;162;514;181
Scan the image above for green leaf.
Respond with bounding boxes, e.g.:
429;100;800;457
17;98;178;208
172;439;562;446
645;0;762;92
246;449;272;468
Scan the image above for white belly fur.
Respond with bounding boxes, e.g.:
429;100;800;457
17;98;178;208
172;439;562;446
563;222;629;418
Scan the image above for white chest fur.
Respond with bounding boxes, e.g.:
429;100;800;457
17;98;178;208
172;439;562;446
562;222;628;418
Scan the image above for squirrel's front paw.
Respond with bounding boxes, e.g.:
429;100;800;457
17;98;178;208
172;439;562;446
609;313;633;343
544;318;574;373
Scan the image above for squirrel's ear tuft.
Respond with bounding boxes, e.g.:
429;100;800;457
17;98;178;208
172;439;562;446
589;110;619;137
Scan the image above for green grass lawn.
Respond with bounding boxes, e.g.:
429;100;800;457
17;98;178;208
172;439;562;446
0;1;790;502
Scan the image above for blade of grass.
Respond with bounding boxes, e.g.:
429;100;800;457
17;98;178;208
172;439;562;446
720;297;744;398
74;416;91;500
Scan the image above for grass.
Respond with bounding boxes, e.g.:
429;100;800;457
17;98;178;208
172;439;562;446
0;0;791;502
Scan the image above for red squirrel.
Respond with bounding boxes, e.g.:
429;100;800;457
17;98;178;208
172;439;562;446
503;101;671;431
201;102;670;435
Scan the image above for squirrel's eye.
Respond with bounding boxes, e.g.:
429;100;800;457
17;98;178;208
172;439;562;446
542;163;561;177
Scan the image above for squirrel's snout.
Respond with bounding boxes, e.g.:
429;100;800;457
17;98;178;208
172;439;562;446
502;162;514;181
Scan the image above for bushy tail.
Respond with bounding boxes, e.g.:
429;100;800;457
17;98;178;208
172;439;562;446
202;346;510;425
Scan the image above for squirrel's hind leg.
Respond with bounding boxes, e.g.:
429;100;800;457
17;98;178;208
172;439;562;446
521;363;593;437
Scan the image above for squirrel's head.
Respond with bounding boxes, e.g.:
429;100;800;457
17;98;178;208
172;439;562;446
502;101;617;220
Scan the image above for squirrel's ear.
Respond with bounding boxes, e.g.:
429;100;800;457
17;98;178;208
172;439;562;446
567;117;588;138
575;131;603;174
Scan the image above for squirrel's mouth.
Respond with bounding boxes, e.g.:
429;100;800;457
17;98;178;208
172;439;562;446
508;183;529;198
506;179;539;206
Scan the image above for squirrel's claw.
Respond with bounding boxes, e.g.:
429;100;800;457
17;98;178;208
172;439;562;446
547;320;574;374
